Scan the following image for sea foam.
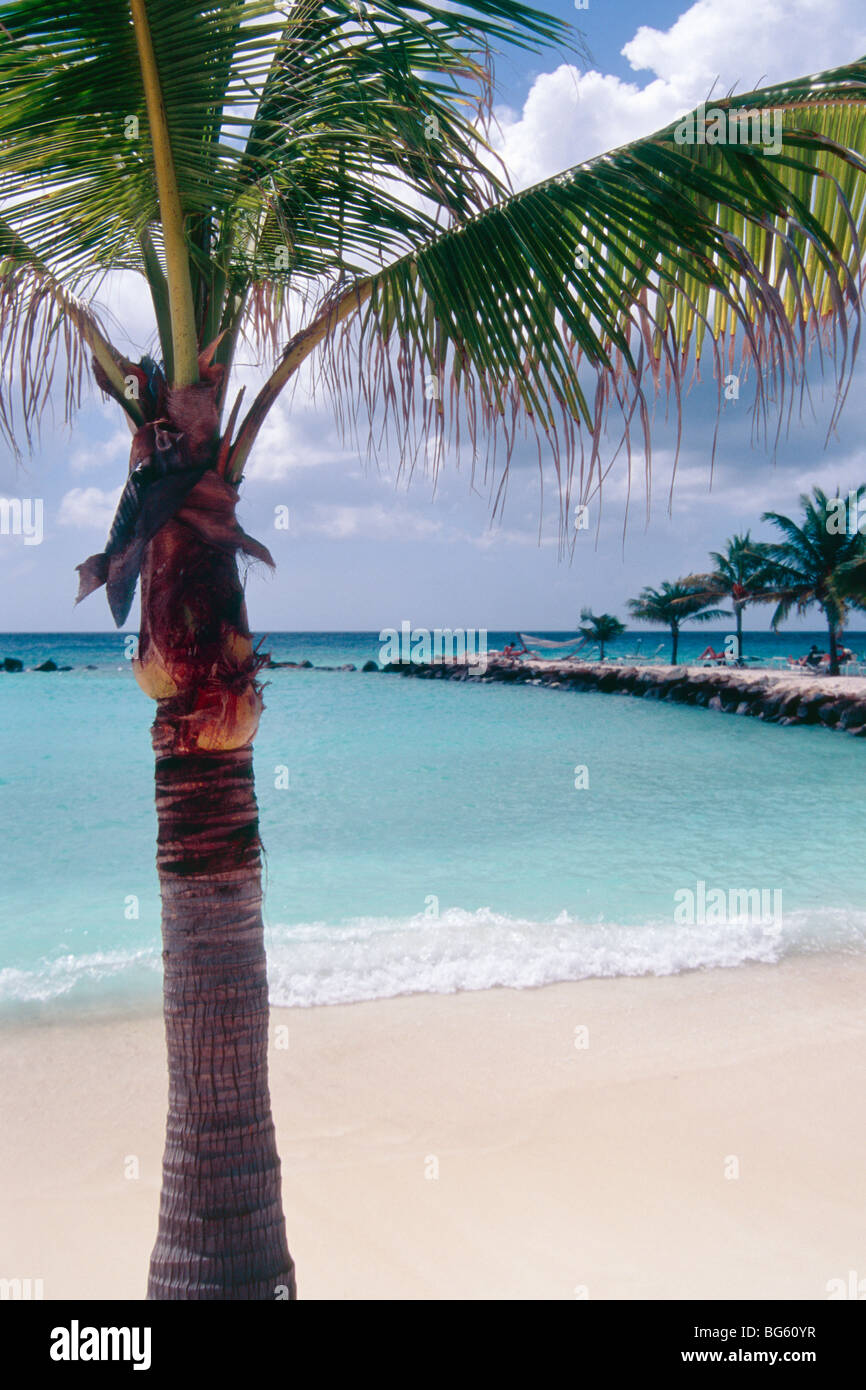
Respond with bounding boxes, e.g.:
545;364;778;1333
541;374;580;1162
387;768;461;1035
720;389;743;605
262;905;866;1008
2;906;864;1013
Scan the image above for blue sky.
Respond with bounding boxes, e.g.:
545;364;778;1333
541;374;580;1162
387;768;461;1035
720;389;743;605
2;0;866;633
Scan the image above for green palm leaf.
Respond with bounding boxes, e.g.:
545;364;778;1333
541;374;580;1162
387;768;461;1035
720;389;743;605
0;215;142;448
329;60;866;518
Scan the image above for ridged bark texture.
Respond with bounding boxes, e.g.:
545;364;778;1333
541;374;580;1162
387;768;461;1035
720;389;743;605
147;728;295;1300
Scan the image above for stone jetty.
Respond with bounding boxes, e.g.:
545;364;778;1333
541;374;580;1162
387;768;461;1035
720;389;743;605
381;658;866;735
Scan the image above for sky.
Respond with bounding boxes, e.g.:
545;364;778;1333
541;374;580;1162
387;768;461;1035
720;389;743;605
2;0;866;633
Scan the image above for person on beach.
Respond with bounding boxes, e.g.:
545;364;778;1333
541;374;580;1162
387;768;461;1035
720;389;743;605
787;645;823;668
502;636;528;661
699;645;726;664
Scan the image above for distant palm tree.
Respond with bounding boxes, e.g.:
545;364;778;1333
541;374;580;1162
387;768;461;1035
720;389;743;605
685;532;771;660
579;608;625;661
627;583;729;665
761;487;866;674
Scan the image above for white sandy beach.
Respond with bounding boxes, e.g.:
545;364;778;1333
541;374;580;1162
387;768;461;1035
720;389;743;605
1;953;864;1301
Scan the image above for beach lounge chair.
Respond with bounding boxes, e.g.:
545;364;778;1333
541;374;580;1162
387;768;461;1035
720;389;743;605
639;643;666;665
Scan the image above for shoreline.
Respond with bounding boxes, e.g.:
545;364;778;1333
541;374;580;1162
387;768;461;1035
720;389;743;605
382;658;866;734
2;950;864;1300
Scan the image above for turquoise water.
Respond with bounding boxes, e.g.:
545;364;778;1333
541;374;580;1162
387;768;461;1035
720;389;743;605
1;631;865;1016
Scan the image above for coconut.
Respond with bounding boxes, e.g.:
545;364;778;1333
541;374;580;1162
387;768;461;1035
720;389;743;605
179;680;264;753
132;652;179;699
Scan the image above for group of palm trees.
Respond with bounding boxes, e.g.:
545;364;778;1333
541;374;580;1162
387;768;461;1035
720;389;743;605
580;486;866;674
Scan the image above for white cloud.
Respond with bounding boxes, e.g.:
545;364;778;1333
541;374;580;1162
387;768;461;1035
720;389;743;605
57;486;121;530
622;0;858;88
241;395;358;482
493;67;683;186
295;502;445;541
471;524;555;549
92;270;160;361
493;0;866;188
69;426;131;475
588;439;866;521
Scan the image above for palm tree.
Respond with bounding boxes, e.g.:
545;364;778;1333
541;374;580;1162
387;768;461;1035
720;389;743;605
627;582;729;665
685;532;772;660
3;4;866;1299
579;608;625;661
761;487;866;674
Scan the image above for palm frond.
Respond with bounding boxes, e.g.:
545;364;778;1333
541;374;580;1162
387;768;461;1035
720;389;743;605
768;595;796;628
0;1;574;299
314;59;866;534
0;219;137;451
835;551;866;606
688;607;732;623
0;0;577;430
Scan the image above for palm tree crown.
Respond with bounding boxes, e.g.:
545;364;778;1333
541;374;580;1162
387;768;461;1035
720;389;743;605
685;531;771;659
628;581;729;664
579;607;625;660
761;487;866;673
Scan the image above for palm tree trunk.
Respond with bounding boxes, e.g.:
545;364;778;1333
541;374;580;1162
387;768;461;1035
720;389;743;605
671;624;679;664
147;726;295;1300
76;363;292;1297
827;617;840;677
736;604;744;660
131;377;293;1299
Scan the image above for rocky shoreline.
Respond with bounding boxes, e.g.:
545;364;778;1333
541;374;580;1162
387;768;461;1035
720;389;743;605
380;657;866;735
